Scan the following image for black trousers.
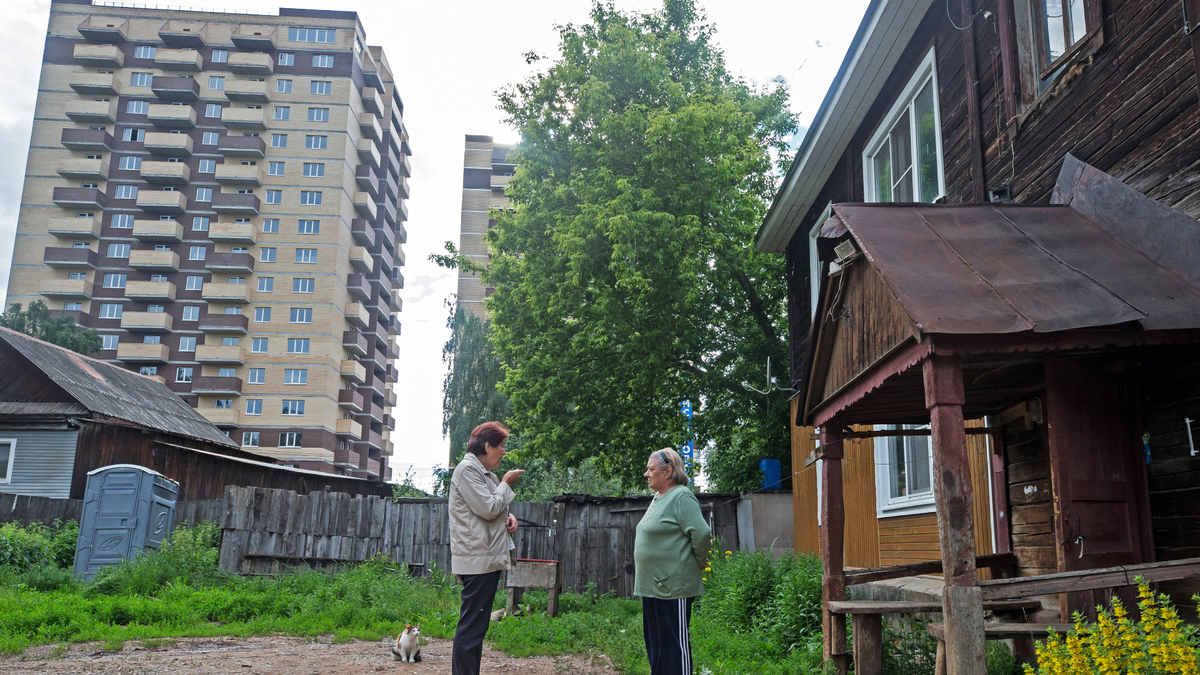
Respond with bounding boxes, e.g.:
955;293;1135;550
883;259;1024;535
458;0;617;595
642;596;695;675
452;570;501;675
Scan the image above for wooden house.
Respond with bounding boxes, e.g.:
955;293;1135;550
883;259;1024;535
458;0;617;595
0;327;391;501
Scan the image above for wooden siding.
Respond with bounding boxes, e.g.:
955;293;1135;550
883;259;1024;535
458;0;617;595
1000;407;1056;577
791;398;820;555
880;513;940;565
843;430;882;568
819;263;915;401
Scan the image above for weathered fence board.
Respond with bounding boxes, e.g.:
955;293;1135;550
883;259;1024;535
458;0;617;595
1;494;225;528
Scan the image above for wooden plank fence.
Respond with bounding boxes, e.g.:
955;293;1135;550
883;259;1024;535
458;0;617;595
0;493;226;528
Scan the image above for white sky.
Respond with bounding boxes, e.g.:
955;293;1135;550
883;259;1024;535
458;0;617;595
0;0;869;491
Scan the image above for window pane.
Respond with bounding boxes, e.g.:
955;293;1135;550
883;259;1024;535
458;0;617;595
1068;0;1086;44
1043;0;1066;62
889;109;913;202
888;434;906;499
907;434;932;495
913;80;939;204
873;139;892;202
0;441;10;481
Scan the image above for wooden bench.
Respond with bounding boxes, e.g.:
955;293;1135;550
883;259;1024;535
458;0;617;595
506;558;561;617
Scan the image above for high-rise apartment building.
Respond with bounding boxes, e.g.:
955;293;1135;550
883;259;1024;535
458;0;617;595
6;0;411;480
457;135;513;319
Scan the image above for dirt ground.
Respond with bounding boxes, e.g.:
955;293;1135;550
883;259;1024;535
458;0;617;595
0;635;617;675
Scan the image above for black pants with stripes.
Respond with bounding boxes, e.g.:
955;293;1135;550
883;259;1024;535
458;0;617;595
642;596;695;675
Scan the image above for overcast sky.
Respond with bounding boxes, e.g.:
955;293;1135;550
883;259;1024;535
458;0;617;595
0;0;869;490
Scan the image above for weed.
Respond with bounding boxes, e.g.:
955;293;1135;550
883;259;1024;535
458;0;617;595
102;638;124;651
140;638;174;649
45;643;69;659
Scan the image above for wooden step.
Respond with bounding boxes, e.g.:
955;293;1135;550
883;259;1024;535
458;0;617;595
976;556;1200;600
927;622;1074;641
845;552;1017;586
827;599;1040;615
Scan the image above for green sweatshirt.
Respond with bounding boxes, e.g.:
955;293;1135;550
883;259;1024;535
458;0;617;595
633;484;712;599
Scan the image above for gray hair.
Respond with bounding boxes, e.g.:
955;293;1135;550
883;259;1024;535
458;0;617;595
652;448;689;486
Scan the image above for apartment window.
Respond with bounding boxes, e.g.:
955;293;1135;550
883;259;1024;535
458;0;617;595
150;274;168;282
874;425;934;516
273;106;290;121
110;213;134;229
208;76;225;90
260;248;276;262
292;278;315;293
262;219;279;233
192;188;212;203
210;49;228;64
254;307;271;322
296;220;319;235
279;432;303;448
64;302;83;311
281;400;305;416
188;245;206;260
287;337;310;353
307;108;329;122
182;306;200;321
278;53;294;66
121;128;144;143
284;369;308;385
81;183;99;189
270;134;287;148
301;163;324;178
251;337;268;353
310;81;331;95
257;277;274;292
126;100;149;114
311;54;334;68
289;308;312;323
68;272;87;281
102;273;126;289
192;216;210;231
139;366;157;376
276;79;292;94
186;275;203;291
179;336;197;352
218;367;237;378
214;398;233;409
147;304;165;313
143;335;161;344
245;399;263;415
288;27;335;43
117;156;141;171
198;159;216;173
134;45;156;59
228;276;245;285
205;103;223;118
294;248;317;264
299;192;322;206
248;368;266;384
268;161;285;176
96;334;119;351
173;367;191;383
865;49;944;204
218;336;238;348
242;431;260;447
98;302;123;319
107;243;130;258
265;190;282;205
130;72;152;87
202;131;220;145
304;135;327;150
152;244;171;252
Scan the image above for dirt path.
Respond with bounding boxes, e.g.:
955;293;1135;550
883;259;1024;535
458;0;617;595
0;635;617;675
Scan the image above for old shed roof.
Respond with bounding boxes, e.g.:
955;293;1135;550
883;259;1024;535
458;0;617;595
0;328;238;448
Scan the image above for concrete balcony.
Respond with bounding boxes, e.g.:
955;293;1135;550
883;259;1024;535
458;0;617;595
158;20;208;47
217;135;265;158
356;139;381;168
205;251;255;273
395;220;408;244
354;166;379;195
120;311;173;332
52;187;105;209
346;274;371;302
116;343;171;363
47;216;101;239
351;192;377;219
388;389;397;407
398;153;411;178
387;336;399;359
69;71;120;96
131;219;184;242
39;278;93;299
56;157;109;181
220;107;267;131
391;291;403;313
227;52;273;75
349;246;373;273
393;245;406;267
139;161;191;185
366;428;384;451
150;76;201;101
378;198;397;227
360;87;383;116
209;222;256;244
202;408;240;428
201;282;250;304
224;80;270;103
154;48;202;71
397;201;408;224
191;376;243;395
344;301;369;328
397;175;411;200
386;364;398;383
211;192;260;215
231;24;276;50
351;220;376;249
124;280;176;301
65;99;117;125
43;247;99;269
147;103;197;129
214;163;262;187
340;360;367;384
337;387;365;412
394;271;405;290
333;445;360;469
128;249;179;272
341;330;369;357
195;344;245;364
336;418;363;439
136;190;187;213
144;132;194;156
61;128;113;152
382;414;396;431
77;16;129;43
490;174;512;190
358;113;382;141
199;313;248;333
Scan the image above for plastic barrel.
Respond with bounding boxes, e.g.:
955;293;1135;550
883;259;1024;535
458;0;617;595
759;458;782;490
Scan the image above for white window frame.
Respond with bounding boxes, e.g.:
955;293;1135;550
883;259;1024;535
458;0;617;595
862;48;945;205
873;424;936;518
0;439;15;484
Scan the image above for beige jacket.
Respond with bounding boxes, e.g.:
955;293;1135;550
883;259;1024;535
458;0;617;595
449;452;514;575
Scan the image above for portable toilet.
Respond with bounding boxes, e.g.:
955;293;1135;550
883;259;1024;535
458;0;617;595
759;459;782;490
73;464;179;580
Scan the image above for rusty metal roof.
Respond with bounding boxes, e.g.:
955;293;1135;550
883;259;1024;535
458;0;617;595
826;201;1200;335
0;328;238;448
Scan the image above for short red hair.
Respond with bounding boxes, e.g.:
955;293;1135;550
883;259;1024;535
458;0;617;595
466;421;510;456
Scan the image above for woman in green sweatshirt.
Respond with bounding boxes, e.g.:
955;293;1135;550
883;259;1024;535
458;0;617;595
634;447;712;675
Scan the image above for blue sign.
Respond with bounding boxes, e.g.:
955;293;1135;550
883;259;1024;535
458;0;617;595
680;440;694;459
679;400;693;419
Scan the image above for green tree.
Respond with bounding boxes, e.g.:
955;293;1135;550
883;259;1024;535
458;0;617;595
440;302;510;466
477;0;796;490
0;301;101;355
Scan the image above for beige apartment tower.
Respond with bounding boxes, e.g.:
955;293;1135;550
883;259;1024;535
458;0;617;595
457;135;513;319
7;0;411;480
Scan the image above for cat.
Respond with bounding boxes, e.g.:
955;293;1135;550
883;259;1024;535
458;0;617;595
392;624;422;663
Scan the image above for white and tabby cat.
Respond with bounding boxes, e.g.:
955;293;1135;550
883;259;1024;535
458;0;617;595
392;624;422;663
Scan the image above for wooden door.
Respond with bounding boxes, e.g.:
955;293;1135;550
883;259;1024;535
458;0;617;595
1045;357;1153;617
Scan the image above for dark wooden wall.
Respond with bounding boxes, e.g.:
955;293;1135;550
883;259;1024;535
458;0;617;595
999;405;1055;578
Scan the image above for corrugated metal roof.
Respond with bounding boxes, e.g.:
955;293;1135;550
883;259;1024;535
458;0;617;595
0;402;89;416
0;328;238;448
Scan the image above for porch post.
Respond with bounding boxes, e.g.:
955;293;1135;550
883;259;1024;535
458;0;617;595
819;425;849;672
923;354;986;675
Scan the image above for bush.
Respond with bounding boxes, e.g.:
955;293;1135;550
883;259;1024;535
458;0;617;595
0;520;78;572
87;521;229;596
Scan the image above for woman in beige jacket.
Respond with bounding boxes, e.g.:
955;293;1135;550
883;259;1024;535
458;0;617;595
448;421;523;675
